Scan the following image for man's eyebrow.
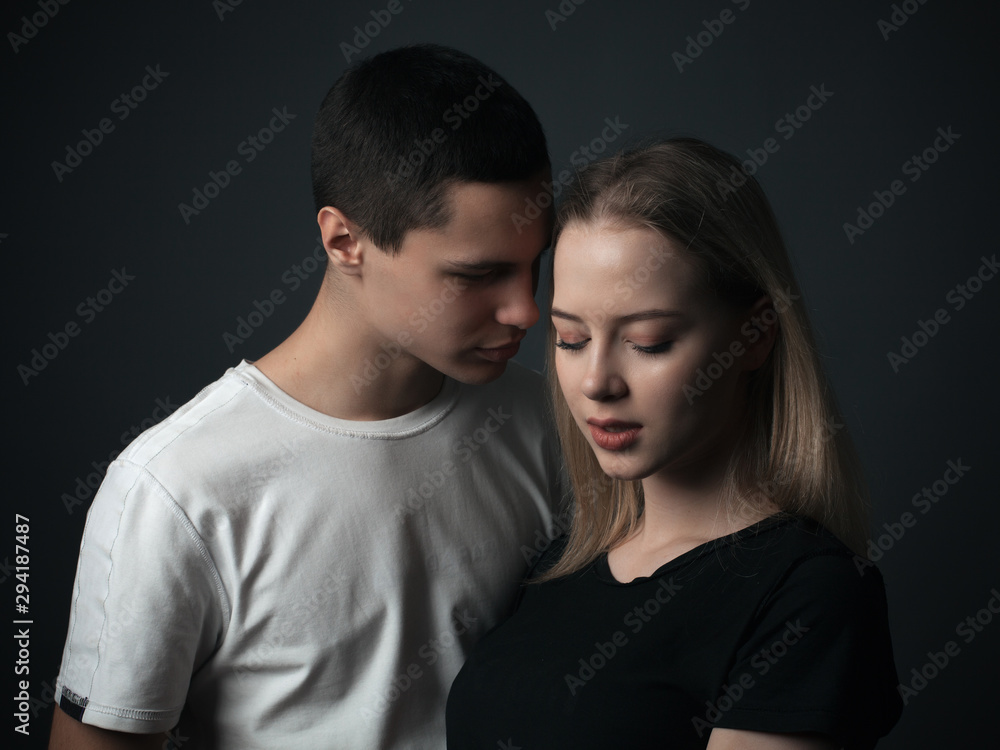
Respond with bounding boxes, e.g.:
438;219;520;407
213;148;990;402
550;308;684;323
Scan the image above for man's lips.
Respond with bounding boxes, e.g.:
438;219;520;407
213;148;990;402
586;418;642;450
476;334;525;362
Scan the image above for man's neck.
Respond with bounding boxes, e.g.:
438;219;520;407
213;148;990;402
253;288;445;422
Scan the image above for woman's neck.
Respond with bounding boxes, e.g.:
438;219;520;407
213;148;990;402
606;453;778;583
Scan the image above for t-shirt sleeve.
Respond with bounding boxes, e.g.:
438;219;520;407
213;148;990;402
55;459;226;733
712;550;903;748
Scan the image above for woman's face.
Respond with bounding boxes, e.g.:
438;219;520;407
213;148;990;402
551;221;760;485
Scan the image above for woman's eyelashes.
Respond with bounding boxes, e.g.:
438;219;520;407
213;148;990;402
555;338;587;351
631;341;673;355
554;336;673;354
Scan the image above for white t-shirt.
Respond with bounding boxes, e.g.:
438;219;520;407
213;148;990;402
55;360;563;749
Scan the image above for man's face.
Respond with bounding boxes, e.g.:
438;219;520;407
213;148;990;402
358;178;551;384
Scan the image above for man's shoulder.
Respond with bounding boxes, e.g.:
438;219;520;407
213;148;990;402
117;362;271;470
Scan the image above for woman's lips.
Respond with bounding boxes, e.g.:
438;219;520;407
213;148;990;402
587;419;642;450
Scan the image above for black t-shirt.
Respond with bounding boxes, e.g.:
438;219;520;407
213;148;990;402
446;514;902;749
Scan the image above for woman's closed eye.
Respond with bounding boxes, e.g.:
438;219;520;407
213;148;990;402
631;341;673;355
555;338;673;355
555;338;588;351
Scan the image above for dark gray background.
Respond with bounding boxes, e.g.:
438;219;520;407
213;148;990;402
6;0;998;746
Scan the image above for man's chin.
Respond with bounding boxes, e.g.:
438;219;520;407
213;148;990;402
440;356;509;385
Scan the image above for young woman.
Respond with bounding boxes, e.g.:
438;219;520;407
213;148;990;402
446;138;902;749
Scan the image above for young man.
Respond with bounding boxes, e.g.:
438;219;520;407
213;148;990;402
50;44;562;749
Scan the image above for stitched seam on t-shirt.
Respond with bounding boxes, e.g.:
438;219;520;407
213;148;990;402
63;491;102;687
122;462;233;629
237;371;460;440
718;704;842;717
77;464;146;700
139;381;247;464
73;695;184;722
125;378;232;456
592;515;799;586
74;462;230;703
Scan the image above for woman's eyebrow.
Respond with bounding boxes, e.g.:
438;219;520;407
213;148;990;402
550;307;684;323
618;310;685;323
550;307;581;322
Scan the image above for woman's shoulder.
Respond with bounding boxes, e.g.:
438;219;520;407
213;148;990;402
740;514;888;611
716;516;902;744
741;513;864;564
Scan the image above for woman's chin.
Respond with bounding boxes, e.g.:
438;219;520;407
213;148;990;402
594;456;650;483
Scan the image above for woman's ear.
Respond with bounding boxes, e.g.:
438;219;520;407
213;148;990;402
740;295;780;371
318;207;364;276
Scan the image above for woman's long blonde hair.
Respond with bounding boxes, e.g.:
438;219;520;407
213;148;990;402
539;138;870;580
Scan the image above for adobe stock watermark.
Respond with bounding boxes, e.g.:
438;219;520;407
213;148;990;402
691;619;809;736
340;0;414;62
177;105;297;224
60;395;181;515
545;0;587;31
213;0;246;21
843;125;960;244
162;726;191;750
360;609;478;724
564;577;683;695
897;586;999;706
520;474;604;567
18;268;136;386
0;555;16;585
877;0;930;40
222;236;327;353
885;254;996;373
393;405;512;523
7;0;71;54
854;458;970;574
583;241;674;322
520;506;574;567
672;0;751;73
385;73;504;186
245;436;309;491
426;537;501;573
10;675;62;737
233;570;355;685
51;64;170;182
682;286;800;404
349;276;470;392
27;607;192;743
716;84;834;201
510;115;631;233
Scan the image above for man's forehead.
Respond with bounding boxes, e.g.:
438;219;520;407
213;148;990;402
404;180;552;259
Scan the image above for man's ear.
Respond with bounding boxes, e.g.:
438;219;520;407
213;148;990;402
741;295;780;371
318;207;364;276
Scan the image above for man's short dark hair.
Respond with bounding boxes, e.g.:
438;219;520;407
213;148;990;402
311;44;549;253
